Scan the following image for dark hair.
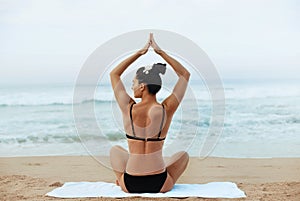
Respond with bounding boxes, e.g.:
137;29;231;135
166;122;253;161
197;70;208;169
136;63;166;95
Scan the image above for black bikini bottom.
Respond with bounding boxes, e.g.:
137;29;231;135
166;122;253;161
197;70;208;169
124;170;168;193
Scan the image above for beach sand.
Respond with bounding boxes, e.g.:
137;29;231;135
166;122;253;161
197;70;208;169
0;156;299;201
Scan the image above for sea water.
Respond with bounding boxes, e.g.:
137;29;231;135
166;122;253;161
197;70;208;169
0;79;299;158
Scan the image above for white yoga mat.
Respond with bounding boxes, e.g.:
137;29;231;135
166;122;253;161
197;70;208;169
46;181;246;198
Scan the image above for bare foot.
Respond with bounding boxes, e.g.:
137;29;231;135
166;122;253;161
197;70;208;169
115;179;120;186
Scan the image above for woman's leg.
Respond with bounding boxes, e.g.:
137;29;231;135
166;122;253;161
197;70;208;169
109;145;129;187
160;151;189;192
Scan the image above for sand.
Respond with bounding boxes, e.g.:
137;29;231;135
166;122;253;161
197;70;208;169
0;156;299;201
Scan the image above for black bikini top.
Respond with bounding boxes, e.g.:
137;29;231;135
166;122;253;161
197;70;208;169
126;103;165;142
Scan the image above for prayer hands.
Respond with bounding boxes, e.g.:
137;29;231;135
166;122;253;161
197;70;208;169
150;33;163;55
137;33;163;56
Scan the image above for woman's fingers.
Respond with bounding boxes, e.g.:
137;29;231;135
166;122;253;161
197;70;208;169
150;34;158;48
150;33;162;54
138;33;162;55
150;33;154;42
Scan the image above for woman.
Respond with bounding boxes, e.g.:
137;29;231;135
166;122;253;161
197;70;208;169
109;33;190;193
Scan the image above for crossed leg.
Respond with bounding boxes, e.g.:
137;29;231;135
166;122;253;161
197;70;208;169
110;146;189;193
160;151;189;192
109;145;129;191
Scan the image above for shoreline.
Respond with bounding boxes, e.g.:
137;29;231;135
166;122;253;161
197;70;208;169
1;156;300;200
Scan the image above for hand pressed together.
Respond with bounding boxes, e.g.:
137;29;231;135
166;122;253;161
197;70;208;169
137;33;163;56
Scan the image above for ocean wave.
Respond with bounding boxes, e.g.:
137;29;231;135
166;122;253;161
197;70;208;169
0;134;108;144
1;87;299;107
0;99;114;107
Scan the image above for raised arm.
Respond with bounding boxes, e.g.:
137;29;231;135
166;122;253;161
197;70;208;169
110;36;151;112
150;34;190;114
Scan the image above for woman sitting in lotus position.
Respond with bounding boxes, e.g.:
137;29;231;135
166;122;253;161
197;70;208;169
110;33;190;193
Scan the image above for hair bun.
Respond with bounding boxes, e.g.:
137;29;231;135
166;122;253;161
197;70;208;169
153;63;166;75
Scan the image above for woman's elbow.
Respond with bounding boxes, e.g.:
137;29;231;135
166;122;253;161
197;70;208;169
110;71;119;78
183;71;190;81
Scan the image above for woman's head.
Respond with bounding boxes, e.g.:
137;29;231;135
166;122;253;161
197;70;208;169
133;63;166;97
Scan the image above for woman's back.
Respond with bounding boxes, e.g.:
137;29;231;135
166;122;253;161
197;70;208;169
127;103;165;136
124;102;169;151
124;102;168;175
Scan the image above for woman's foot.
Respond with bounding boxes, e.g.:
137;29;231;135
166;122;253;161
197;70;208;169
115;179;120;186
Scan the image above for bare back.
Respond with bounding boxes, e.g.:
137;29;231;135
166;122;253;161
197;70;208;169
122;101;173;175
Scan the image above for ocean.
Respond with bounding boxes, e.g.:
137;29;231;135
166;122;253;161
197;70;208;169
0;79;299;158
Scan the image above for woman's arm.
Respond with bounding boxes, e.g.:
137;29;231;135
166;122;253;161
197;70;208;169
110;37;151;112
150;34;190;113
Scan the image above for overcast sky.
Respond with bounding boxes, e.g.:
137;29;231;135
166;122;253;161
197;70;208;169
0;0;299;84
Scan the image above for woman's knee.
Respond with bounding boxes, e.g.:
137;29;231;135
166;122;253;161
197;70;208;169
110;145;123;164
177;151;189;169
181;151;189;162
110;146;128;172
110;145;124;156
174;151;189;162
179;151;189;158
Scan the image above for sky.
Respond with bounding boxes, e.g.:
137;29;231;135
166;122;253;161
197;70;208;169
0;0;299;84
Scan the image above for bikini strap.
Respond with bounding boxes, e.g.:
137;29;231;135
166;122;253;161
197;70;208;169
130;103;164;139
129;102;136;136
158;104;165;138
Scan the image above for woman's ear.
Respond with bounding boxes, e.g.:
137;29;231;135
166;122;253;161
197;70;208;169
140;83;145;91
